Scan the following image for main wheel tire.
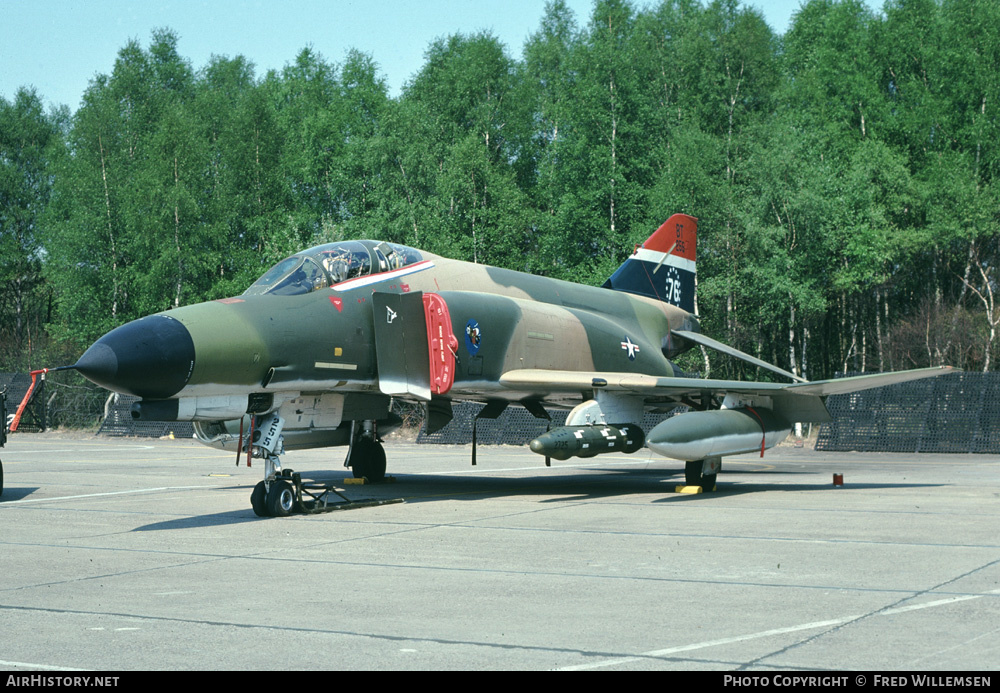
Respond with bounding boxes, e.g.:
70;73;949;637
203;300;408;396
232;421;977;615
250;481;267;517
684;460;703;487
265;479;295;517
701;473;717;492
351;439;387;483
685;460;717;491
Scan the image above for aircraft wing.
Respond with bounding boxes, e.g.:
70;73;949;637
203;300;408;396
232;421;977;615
499;365;956;424
500;365;954;397
783;367;956;395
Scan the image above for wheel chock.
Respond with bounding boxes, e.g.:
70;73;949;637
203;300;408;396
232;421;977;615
674;485;704;494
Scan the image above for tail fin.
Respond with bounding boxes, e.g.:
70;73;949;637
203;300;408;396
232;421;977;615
602;213;697;313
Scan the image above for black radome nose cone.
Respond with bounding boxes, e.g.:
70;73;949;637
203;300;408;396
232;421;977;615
75;315;195;399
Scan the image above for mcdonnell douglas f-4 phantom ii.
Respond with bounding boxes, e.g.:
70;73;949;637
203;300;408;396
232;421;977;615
58;213;951;515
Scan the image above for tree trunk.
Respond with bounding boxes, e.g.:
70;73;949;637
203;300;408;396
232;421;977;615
98;134;119;319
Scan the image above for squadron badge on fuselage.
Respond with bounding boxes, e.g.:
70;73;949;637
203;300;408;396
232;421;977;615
465;320;482;355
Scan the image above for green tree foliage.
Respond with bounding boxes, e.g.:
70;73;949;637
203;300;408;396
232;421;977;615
4;0;999;378
400;31;537;267
0;88;65;369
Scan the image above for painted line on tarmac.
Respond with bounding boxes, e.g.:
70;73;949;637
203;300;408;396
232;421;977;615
0;486;211;505
881;594;982;615
0;659;89;671
557;593;988;670
7;445;156;454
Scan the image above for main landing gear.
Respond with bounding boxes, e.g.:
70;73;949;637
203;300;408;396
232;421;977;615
685;457;721;492
345;420;386;483
248;415;397;518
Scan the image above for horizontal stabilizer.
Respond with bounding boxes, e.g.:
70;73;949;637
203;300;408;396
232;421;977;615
672;330;807;383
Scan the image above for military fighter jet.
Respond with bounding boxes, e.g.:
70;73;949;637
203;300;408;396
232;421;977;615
64;214;951;515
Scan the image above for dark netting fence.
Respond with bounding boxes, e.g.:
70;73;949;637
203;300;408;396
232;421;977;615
97;394;194;438
815;371;1000;453
2;372;112;431
1;372;46;432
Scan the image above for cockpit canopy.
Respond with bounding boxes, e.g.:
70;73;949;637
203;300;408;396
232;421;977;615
244;240;424;296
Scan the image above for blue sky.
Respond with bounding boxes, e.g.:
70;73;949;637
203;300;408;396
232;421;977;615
2;1;848;113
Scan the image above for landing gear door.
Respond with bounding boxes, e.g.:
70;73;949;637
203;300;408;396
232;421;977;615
373;292;432;401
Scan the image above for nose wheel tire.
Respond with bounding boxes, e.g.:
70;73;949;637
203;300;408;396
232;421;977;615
266;479;296;517
250;481;267;517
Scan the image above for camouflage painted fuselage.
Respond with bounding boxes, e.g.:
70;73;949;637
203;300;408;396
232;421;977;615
78;243;698;444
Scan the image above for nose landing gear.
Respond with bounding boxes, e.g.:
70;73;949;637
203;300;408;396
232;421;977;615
247;414;400;517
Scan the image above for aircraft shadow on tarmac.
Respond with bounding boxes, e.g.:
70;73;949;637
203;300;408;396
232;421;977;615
0;486;40;502
129;469;943;531
132;505;269;531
